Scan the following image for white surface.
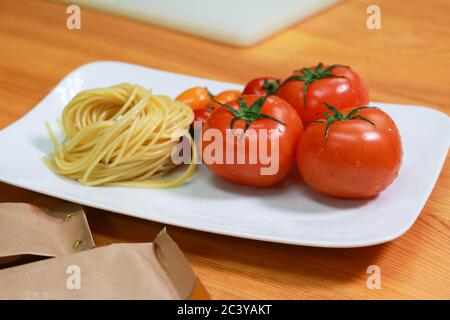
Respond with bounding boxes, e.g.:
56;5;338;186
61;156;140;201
64;0;339;46
0;61;449;247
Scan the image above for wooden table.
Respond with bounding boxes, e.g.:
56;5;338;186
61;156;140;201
0;0;449;299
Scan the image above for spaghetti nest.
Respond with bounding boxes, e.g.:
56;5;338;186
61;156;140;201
44;83;195;187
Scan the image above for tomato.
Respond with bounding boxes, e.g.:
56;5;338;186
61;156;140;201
176;87;210;111
208;90;241;110
202;95;302;187
297;104;402;198
193;108;212;128
243;77;280;95
276;63;369;125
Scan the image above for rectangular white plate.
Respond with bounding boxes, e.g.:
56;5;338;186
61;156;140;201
0;61;449;247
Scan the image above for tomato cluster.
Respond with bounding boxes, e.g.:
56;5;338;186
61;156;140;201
176;63;402;199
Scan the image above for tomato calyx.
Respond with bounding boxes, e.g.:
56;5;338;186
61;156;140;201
211;95;286;132
316;103;376;139
261;79;280;95
284;63;348;106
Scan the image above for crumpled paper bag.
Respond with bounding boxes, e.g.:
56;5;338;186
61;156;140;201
0;228;199;299
0;202;94;267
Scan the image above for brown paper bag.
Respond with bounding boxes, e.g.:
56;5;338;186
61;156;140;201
0;202;94;267
0;229;198;299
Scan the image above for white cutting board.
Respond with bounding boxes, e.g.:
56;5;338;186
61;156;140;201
64;0;340;46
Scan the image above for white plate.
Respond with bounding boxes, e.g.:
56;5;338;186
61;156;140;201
0;61;449;247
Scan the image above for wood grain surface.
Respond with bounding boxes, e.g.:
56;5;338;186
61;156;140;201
0;0;449;299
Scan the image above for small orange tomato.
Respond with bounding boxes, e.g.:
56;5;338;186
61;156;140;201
176;87;210;111
208;90;241;109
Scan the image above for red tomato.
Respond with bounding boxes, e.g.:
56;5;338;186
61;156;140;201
243;77;281;95
176;87;210;111
297;104;402;198
276;63;369;125
208;90;241;110
202;95;302;187
193;108;212;128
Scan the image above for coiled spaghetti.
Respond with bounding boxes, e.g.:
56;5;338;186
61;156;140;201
44;83;195;187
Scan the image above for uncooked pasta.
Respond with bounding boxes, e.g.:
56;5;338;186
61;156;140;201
44;83;195;187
